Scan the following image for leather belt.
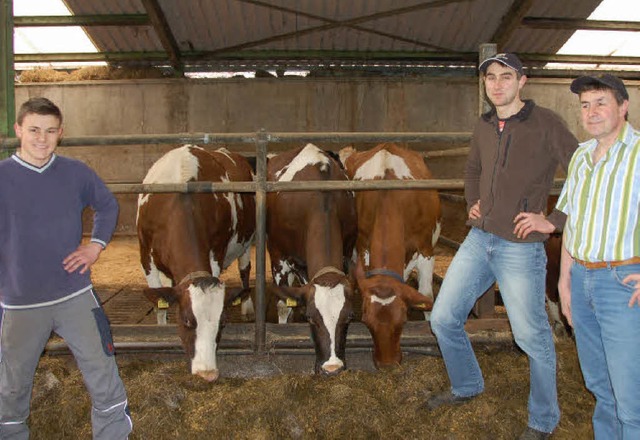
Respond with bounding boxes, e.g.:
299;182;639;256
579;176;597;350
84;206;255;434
574;256;640;269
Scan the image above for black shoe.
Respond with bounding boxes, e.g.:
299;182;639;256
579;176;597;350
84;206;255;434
518;426;551;440
422;390;475;410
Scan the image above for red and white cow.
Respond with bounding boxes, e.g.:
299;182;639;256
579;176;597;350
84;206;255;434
267;143;358;374
543;195;571;337
341;143;441;368
137;145;255;381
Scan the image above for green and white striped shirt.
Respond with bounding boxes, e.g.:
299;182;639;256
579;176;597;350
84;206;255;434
556;122;640;262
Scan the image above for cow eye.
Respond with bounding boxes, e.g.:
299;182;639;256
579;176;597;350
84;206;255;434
183;318;196;329
347;311;355;322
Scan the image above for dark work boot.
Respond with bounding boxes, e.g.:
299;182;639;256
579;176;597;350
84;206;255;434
422;390;476;410
518;426;551;439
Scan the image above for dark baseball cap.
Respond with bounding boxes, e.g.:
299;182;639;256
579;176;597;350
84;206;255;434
570;74;629;100
479;53;524;75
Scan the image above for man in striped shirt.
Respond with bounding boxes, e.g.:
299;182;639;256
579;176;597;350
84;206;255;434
556;74;640;439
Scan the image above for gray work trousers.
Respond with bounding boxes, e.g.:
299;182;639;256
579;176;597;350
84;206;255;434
0;290;132;440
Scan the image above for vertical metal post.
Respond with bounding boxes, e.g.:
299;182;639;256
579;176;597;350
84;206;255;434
0;0;16;157
254;129;268;353
478;43;497;116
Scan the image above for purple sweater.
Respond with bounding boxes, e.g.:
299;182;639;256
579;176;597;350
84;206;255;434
0;154;118;308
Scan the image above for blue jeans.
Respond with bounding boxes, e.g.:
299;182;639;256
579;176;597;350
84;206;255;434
571;262;640;440
431;228;559;433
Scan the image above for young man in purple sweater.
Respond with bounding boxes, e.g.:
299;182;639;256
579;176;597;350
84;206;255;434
0;97;132;439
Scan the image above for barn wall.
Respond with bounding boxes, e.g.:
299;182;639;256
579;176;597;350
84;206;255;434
15;76;640;235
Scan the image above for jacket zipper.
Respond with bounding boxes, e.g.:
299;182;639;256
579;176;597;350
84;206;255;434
485;124;504;227
501;134;512;167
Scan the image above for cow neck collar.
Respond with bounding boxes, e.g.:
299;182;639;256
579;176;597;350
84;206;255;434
365;268;404;283
179;271;212;285
310;265;345;282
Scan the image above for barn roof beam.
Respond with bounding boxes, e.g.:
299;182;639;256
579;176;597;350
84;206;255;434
244;0;451;51
14;50;640;67
139;0;183;76
213;0;472;56
491;0;535;50
522;17;640;32
13;14;150;27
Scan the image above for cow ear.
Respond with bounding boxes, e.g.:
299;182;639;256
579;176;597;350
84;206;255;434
268;284;311;304
399;284;433;311
353;258;371;295
224;286;250;307
143;287;178;305
338;145;356;167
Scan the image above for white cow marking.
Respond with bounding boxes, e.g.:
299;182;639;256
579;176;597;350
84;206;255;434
208;250;222;278
315;284;346;370
432;221;442;248
137;145;201;221
371;295;396;306
215;147;236;165
275;143;330;182
274;260;295;285
189;282;225;375
144;254;172;288
353;150;413;181
404;252;435;320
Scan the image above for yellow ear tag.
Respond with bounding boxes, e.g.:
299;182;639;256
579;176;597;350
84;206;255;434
415;303;427;309
232;297;242;306
157;298;170;309
286;298;298;307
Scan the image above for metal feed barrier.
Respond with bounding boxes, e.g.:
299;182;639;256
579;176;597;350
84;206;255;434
3;130;523;355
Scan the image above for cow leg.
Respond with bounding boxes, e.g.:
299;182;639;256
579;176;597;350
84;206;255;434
208;250;223;278
144;259;171;325
406;253;435;320
547;297;569;338
272;259;296;324
237;248;254;321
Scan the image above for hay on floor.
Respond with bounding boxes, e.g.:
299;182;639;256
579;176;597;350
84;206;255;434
29;339;593;440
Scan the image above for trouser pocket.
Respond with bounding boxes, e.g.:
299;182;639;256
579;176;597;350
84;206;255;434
92;306;115;356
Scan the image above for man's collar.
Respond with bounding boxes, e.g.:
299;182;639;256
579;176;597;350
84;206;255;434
11;153;57;173
482;99;534;123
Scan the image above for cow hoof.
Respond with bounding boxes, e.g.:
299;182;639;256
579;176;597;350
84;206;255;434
374;361;401;370
195;369;220;382
241;312;255;322
321;364;346;376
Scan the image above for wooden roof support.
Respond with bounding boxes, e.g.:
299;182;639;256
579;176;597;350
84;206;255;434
14;14;149;27
219;0;472;55
522;17;640;32
491;0;536;50
139;0;183;76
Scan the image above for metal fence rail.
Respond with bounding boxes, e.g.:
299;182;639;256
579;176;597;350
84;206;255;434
4;130;531;353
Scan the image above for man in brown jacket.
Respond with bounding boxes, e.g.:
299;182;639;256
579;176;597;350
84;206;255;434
425;53;578;440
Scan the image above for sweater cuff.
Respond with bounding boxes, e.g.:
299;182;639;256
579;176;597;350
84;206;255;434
90;238;107;250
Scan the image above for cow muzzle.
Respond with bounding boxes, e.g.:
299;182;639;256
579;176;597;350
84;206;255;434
195;369;220;382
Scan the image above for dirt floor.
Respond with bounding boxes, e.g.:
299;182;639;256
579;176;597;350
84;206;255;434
25;233;596;439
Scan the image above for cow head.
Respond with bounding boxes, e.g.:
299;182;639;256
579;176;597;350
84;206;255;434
143;275;244;382
270;270;354;375
355;260;432;369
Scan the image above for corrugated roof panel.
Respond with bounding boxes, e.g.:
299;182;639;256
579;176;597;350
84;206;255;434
54;0;605;69
505;0;602;53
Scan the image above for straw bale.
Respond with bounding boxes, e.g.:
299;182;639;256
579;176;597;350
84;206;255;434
18;66;166;83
